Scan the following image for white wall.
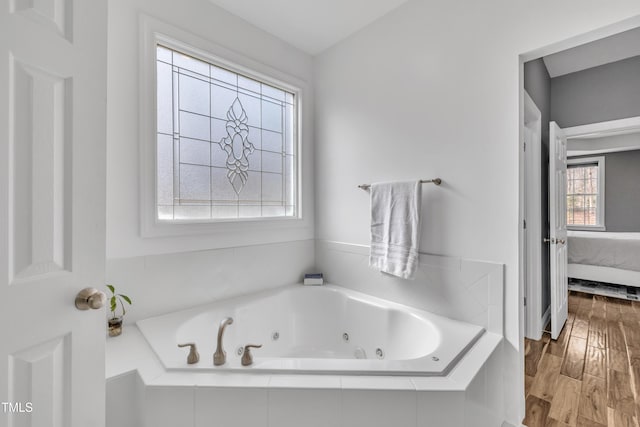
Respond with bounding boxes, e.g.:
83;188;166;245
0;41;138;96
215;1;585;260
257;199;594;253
106;0;315;318
313;1;640;424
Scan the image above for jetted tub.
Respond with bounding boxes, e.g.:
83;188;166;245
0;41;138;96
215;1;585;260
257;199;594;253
137;284;485;376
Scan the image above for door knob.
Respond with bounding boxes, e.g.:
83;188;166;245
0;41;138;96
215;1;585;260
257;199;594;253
75;288;106;310
557;239;566;245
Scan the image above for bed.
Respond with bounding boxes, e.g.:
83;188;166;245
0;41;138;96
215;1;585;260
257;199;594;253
568;230;640;288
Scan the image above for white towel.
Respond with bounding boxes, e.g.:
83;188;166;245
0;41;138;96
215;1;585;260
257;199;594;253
369;181;422;279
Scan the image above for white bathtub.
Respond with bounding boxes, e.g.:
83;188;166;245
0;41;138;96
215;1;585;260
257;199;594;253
137;284;485;376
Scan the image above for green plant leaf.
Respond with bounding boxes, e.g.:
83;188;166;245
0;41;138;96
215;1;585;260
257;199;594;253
106;284;115;294
118;294;132;305
110;296;116;312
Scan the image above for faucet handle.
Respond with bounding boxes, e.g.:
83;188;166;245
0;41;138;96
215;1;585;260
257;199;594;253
178;343;200;364
241;344;262;366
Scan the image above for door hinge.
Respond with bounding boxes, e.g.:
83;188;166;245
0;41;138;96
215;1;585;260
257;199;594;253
524;297;527;306
524;141;526;152
523;219;527;229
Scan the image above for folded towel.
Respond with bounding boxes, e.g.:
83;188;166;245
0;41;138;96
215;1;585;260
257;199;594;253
369;181;422;279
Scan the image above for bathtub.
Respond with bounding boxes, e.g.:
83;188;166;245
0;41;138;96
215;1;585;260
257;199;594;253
137;284;485;376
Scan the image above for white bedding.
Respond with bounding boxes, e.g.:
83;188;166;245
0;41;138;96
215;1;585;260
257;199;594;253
568;231;640;272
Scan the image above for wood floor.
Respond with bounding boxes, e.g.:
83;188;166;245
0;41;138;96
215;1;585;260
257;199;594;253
524;291;640;427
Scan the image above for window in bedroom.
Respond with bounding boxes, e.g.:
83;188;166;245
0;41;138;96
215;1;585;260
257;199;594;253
156;44;298;222
566;156;605;230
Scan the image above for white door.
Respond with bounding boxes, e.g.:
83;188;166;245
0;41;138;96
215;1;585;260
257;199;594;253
0;1;108;426
549;122;568;340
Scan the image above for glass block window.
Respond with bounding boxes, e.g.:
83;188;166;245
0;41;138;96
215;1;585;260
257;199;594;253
156;44;298;221
566;162;601;227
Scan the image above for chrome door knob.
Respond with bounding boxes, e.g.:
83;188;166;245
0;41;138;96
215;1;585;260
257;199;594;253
75;288;107;310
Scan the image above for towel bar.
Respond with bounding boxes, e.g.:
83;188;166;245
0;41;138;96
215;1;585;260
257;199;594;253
357;178;442;190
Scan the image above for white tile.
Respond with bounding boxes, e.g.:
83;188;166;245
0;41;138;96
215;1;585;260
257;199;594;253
487;265;504;307
144;386;194;427
448;334;501;389
107;373;140;427
467;275;489;307
269;389;340;427
469;309;489;330
147;371;198;386
105;326;157;379
135;356;165;384
410;377;463;392
484;343;505;418
465;365;486;408
341;376;414;391
195;387;267;427
416;391;464;427
488;304;502;334
464;364;501;426
418;253;461;271
342;390;416;427
194;372;271;388
268;375;340;389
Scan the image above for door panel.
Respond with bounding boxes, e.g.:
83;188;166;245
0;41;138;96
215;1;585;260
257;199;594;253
1;1;108;426
549;122;568;340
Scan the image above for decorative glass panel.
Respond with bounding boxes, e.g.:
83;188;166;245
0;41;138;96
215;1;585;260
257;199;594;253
180;137;210;166
262;151;282;174
179;111;209;141
262;172;282;202
156;62;173;135
179;164;210;202
179;74;209;116
262;84;285;102
157;134;174;205
262;129;282;153
261;100;282;132
156;44;298;220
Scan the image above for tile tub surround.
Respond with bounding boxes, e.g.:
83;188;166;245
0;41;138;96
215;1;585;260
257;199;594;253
315;240;504;335
106;244;507;426
107;326;504;427
106;239;315;323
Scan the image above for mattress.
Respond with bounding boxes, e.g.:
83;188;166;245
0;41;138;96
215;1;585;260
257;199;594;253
568;231;640;272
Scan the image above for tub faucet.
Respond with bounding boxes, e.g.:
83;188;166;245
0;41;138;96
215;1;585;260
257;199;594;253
214;317;233;365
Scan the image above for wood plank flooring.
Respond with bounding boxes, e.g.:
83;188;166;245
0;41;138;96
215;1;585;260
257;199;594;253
524;292;640;427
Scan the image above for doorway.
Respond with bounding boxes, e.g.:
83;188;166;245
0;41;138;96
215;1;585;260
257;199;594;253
520;20;640;426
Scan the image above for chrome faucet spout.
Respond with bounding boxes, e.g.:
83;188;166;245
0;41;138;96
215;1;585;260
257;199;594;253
214;317;233;366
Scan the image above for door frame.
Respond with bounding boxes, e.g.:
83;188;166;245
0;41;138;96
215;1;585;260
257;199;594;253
523;91;544;340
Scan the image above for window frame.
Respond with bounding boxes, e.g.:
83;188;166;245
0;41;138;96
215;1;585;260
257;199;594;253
566;156;605;231
139;16;311;240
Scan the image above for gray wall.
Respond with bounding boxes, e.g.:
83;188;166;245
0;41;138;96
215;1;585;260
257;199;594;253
551;55;640;128
569;149;640;232
524;58;551;318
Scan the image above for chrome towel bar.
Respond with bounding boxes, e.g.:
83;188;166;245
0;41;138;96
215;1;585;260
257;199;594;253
357;178;442;190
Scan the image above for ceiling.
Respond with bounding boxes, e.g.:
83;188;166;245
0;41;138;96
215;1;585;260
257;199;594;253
207;0;411;55
543;26;640;78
